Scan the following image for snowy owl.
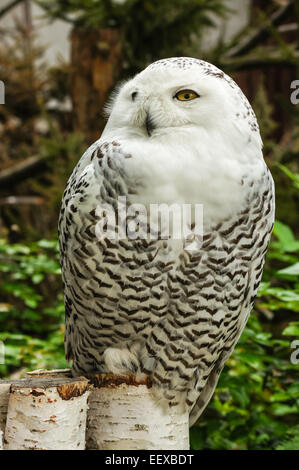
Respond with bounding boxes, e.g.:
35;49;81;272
58;57;275;426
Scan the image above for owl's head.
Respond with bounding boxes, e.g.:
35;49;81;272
104;57;260;146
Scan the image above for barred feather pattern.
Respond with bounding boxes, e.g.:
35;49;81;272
59;139;274;426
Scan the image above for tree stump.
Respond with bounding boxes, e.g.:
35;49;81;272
4;374;89;450
86;373;189;450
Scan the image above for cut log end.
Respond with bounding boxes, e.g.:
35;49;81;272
4;373;90;450
87;372;152;389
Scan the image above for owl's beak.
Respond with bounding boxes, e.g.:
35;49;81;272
145;112;154;137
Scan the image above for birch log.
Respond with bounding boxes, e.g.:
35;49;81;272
86;374;189;450
0;382;11;435
0;371;72;438
4;374;89;450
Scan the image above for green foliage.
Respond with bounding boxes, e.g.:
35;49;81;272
277;164;299;191
37;0;229;73
275;425;299;451
258;220;299;314
0;239;68;376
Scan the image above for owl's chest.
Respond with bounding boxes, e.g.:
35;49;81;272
122;141;253;228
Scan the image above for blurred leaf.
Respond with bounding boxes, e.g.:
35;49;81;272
272;221;299;253
277;263;299;277
282;323;299;337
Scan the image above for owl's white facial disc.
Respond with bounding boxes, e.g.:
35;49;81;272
104;57;261;150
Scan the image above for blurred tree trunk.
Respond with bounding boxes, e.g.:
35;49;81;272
70;28;123;145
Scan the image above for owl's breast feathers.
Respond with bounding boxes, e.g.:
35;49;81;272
58;139;274;425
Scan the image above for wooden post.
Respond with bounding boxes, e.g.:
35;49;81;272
70;27;123;144
86;374;189;450
4;373;89;450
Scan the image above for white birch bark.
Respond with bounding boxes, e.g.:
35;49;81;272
0;371;73;438
86;374;189;450
4;375;89;450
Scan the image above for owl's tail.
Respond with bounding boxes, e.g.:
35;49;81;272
189;361;223;427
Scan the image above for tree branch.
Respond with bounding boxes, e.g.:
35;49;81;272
278;23;298;34
220;50;299;71
0;196;45;205
0;0;24;20
0;156;47;187
226;0;295;58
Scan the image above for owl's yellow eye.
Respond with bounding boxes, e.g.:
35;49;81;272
175;90;199;101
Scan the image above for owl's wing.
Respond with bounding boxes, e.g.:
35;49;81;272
58;140;131;364
189;357;223;426
188;198;274;426
59;142;99;362
140;166;275;423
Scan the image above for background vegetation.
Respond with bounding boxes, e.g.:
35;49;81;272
0;0;298;450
